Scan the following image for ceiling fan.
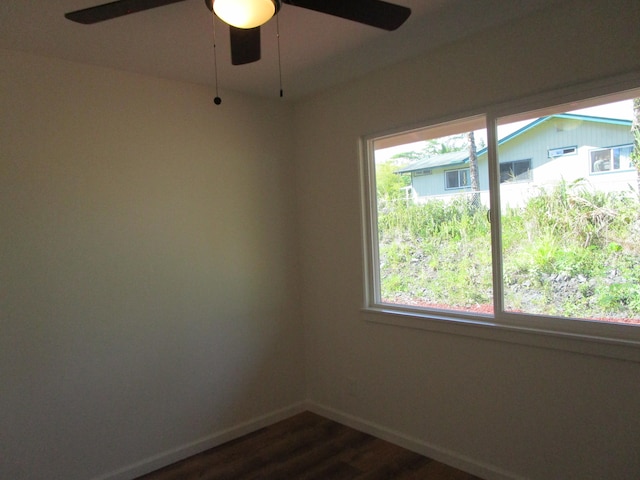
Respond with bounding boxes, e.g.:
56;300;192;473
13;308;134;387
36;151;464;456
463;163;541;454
64;0;412;66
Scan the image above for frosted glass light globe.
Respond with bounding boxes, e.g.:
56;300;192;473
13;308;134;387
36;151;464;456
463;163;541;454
213;0;277;29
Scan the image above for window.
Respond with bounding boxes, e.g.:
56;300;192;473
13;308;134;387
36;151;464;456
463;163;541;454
363;84;640;354
369;115;491;315
548;146;577;157
445;168;470;189
590;144;634;173
499;159;531;183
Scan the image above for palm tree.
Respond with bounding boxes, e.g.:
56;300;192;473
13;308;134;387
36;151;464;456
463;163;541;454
632;98;640;194
467;131;480;207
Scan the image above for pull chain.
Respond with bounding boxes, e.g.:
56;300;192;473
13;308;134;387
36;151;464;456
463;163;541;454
211;9;222;105
276;12;283;98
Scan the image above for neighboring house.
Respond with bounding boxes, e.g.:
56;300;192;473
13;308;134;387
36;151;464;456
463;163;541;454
395;114;637;208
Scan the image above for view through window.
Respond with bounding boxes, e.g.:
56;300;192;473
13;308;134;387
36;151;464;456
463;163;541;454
369;92;640;326
372;116;492;315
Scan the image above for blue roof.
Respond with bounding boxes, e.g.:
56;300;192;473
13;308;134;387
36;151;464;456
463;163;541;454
394;113;632;174
393;150;470;172
495;113;631;146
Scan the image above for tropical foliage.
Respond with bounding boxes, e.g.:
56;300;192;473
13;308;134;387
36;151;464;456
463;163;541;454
377;175;640;322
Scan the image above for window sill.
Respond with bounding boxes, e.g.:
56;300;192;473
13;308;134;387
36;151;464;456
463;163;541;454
362;306;640;363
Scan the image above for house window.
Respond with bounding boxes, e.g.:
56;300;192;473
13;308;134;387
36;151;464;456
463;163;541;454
589;145;634;173
499;159;532;183
548;146;577;157
362;84;640;355
445;168;470;189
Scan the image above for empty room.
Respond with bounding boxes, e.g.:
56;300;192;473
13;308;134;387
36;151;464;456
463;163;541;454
2;1;639;479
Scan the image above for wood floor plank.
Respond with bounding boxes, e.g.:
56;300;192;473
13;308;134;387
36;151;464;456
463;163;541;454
135;412;484;480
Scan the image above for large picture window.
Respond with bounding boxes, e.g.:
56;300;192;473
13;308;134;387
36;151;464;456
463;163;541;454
363;85;640;350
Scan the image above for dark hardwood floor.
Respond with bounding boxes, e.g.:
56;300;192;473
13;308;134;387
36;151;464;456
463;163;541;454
135;411;483;480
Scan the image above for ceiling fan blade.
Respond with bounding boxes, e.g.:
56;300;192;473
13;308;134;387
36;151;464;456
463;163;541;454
230;26;261;65
282;0;410;31
65;0;188;24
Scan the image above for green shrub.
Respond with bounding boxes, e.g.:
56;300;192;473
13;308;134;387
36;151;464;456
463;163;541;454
377;180;640;320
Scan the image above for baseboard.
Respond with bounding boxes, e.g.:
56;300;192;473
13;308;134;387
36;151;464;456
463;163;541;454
92;402;306;480
305;401;525;480
93;400;522;480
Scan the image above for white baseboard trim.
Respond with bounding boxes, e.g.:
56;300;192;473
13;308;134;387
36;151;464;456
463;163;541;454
305;401;525;480
92;402;306;480
93;400;524;480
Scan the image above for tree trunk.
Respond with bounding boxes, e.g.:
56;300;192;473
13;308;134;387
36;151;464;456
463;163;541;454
632;98;640;195
467;131;480;207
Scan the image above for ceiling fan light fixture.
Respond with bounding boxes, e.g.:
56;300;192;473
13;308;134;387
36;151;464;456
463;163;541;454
213;0;279;29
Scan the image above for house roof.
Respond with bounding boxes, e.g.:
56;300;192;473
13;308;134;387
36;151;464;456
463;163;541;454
394;113;632;174
393;150;470;172
496;113;632;145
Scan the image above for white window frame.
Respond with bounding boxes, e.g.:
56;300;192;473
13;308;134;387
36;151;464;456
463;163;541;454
360;74;640;362
444;168;470;189
548;146;577;158
589;144;634;174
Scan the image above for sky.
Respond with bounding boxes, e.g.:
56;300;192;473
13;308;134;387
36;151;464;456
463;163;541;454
570;100;634;120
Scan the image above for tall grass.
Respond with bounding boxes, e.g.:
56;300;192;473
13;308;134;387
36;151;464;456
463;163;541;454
378;197;492;308
378;180;640;320
501;180;640;318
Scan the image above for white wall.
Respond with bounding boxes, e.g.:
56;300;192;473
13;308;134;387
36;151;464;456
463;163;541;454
294;1;640;479
0;49;305;480
4;1;640;479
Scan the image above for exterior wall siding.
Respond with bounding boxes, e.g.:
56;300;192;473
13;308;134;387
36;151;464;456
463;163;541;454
408;118;636;207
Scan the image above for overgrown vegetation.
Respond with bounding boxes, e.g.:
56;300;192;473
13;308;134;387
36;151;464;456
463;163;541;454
377;179;640;322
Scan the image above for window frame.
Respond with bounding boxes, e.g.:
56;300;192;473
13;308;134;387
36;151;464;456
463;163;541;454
548;146;577;158
360;74;640;362
499;159;532;183
589;143;634;174
444;167;471;190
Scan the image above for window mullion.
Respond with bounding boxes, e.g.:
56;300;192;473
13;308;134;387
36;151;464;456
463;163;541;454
361;138;382;306
486;114;505;318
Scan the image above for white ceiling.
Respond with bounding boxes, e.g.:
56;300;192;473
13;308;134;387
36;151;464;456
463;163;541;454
0;0;558;100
